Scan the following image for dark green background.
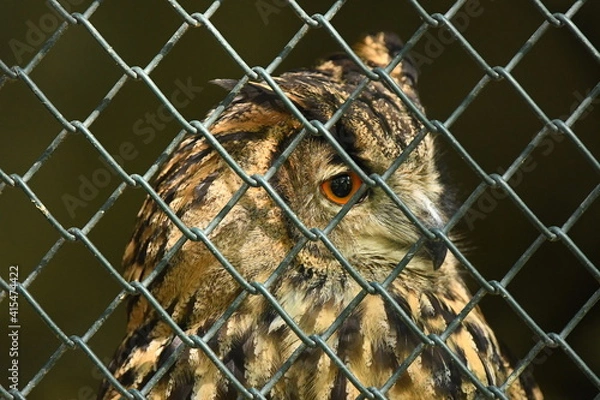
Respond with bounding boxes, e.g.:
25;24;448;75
1;1;598;399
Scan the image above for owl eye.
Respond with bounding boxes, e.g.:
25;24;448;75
320;172;364;205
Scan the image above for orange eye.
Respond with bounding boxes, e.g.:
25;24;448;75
320;172;364;205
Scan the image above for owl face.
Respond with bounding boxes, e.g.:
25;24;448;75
269;97;447;279
199;42;447;284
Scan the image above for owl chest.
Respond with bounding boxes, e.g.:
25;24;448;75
199;274;468;399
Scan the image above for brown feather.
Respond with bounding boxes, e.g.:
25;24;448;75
98;32;542;400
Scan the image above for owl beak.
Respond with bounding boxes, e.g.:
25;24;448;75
425;237;447;270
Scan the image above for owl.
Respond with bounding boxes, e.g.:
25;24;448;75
98;32;543;399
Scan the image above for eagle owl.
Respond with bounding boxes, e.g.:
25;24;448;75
98;32;543;399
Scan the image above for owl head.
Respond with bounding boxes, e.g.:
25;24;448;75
211;31;447;273
124;32;450;329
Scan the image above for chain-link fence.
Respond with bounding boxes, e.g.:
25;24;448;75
1;1;598;399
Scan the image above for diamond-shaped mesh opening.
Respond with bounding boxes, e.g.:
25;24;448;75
1;1;598;399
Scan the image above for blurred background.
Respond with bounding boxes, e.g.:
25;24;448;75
0;1;598;399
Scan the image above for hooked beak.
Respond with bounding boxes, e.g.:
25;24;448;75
425;236;448;270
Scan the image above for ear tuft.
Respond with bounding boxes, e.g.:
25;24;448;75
211;79;281;101
210;78;238;91
353;32;418;86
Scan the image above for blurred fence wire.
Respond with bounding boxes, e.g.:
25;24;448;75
0;0;599;399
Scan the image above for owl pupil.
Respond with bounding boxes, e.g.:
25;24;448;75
330;175;352;198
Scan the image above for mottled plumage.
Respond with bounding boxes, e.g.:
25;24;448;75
98;32;542;399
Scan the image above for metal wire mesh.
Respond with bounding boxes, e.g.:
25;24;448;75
0;1;598;399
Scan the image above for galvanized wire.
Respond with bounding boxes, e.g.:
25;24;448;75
0;0;598;399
